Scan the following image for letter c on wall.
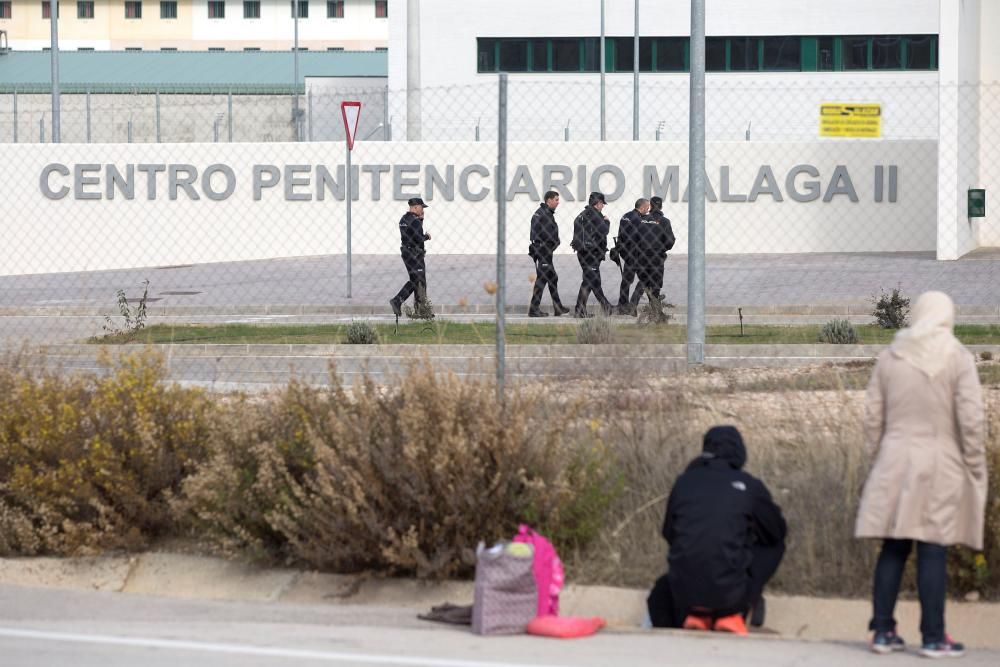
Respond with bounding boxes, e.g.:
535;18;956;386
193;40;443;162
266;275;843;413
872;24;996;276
40;163;70;200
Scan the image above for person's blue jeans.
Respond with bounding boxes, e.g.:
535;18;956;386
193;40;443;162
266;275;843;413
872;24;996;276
870;539;947;644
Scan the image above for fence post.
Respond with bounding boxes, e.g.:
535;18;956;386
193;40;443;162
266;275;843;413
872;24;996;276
307;89;313;142
12;88;17;143
39;115;45;143
155;90;161;143
127;117;133;143
213;115;219;143
228;90;234;142
382;84;390;141
496;72;508;401
687;0;706;366
86;88;91;143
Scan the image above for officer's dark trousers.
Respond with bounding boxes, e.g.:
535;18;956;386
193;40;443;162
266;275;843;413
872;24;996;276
647;542;785;628
530;254;565;310
393;249;427;304
575;252;611;313
630;261;665;306
870;539;947;644
617;259;636;305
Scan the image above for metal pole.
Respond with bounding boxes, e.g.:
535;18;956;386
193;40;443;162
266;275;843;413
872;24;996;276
49;0;60;142
382;84;390;141
600;0;606;141
155;90;161;143
85;88;91;142
346;144;353;299
127;117;133;143
228;90;233;142
633;0;639;140
39;116;45;142
687;0;706;365
12;88;17;143
496;72;508;400
293;0;300;141
307;89;313;141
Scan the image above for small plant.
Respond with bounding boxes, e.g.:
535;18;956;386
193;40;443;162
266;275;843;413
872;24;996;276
871;285;910;329
982;351;995;362
818;318;859;344
404;286;435;321
636;292;675;326
102;279;150;341
345;320;379;345
576;310;615;344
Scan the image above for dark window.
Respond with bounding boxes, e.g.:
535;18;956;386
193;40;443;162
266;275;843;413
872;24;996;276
77;46;95;50
161;46;177;50
208;47;225;51
0;1;10;18
125;0;141;18
818;36;835;71
375;46;386;51
244;46;260;51
160;0;176;18
551;38;579;71
41;1;58;18
499;39;528;72
477;38;497;72
638;36;654;72
705;37;726;71
613;36;635;72
327;0;343;17
77;1;94;18
375;0;386;18
208;0;224;18
906;35;934;69
872;36;902;69
290;0;308;18
582;37;600;72
530;40;548;71
842;37;869;70
729;37;758;71
125;46;142;51
327;46;344;51
762;36;799;71
243;0;258;18
655;37;686;71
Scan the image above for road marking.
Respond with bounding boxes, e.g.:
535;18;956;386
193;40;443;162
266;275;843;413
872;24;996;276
0;627;561;667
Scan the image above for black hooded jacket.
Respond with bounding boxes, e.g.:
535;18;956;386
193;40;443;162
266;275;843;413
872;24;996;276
663;426;787;612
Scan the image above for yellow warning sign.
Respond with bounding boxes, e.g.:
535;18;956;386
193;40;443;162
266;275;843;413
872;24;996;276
819;103;882;138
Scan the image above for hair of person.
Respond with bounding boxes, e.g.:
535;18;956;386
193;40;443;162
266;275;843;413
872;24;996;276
543;190;560;202
650;196;663;210
635;198;649;209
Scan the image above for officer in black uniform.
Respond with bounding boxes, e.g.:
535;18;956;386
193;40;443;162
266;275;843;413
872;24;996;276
389;197;432;318
629;195;676;311
614;198;650;315
528;190;571;317
570;192;613;318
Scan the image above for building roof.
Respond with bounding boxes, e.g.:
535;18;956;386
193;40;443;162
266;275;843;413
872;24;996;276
0;50;387;93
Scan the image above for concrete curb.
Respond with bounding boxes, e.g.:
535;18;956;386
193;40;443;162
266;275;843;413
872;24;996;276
2;552;1000;648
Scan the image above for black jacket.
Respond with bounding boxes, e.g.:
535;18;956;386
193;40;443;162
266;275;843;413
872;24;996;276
616;209;643;264
634;211;676;265
571;206;609;257
646;210;676;253
530;203;560;256
663;426;786;613
398;211;428;253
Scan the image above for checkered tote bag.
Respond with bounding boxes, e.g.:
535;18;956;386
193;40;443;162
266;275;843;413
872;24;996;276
471;542;538;635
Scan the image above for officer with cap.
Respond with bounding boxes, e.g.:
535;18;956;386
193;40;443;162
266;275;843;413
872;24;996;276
629;195;676;311
570;192;613;318
528;190;571;317
614;198;650;315
389;197;433;318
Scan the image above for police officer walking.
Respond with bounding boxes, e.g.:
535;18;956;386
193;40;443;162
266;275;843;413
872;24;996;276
615;198;650;315
528;190;571;317
629;195;676;311
571;192;613;318
389;197;433;318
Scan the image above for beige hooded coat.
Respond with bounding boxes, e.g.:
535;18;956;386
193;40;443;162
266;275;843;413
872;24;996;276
855;292;988;550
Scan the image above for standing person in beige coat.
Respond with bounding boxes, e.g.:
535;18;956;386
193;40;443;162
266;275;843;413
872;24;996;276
855;291;987;659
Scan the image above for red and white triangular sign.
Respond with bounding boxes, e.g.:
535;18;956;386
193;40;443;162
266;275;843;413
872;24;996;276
341;101;362;150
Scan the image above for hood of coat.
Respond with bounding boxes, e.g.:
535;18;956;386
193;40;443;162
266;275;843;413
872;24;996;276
696;425;747;470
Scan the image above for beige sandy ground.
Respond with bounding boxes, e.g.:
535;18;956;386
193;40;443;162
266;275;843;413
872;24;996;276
2;552;1000;649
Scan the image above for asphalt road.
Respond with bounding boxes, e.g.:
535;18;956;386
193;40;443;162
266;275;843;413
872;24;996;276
4;585;998;667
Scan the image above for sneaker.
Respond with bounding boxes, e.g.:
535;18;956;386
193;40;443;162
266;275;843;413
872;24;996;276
389;297;402;317
920;636;965;659
714;613;749;636
552;304;571;317
682;615;713;631
871;630;906;655
528;308;549;318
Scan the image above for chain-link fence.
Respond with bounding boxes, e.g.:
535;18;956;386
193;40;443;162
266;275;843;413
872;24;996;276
0;77;998;387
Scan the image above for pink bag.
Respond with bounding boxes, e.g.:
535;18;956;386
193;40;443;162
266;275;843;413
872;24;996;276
512;524;565;617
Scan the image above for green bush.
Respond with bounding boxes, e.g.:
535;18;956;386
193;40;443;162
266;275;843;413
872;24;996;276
576;311;615;344
982;351;995;362
818;319;860;344
872;285;910;329
345;320;379;345
0;350;211;556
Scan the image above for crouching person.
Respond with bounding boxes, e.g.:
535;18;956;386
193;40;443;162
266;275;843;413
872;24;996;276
647;426;787;635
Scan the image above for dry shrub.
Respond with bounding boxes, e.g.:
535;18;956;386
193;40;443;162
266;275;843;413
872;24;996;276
175;362;621;578
0;350;211;556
